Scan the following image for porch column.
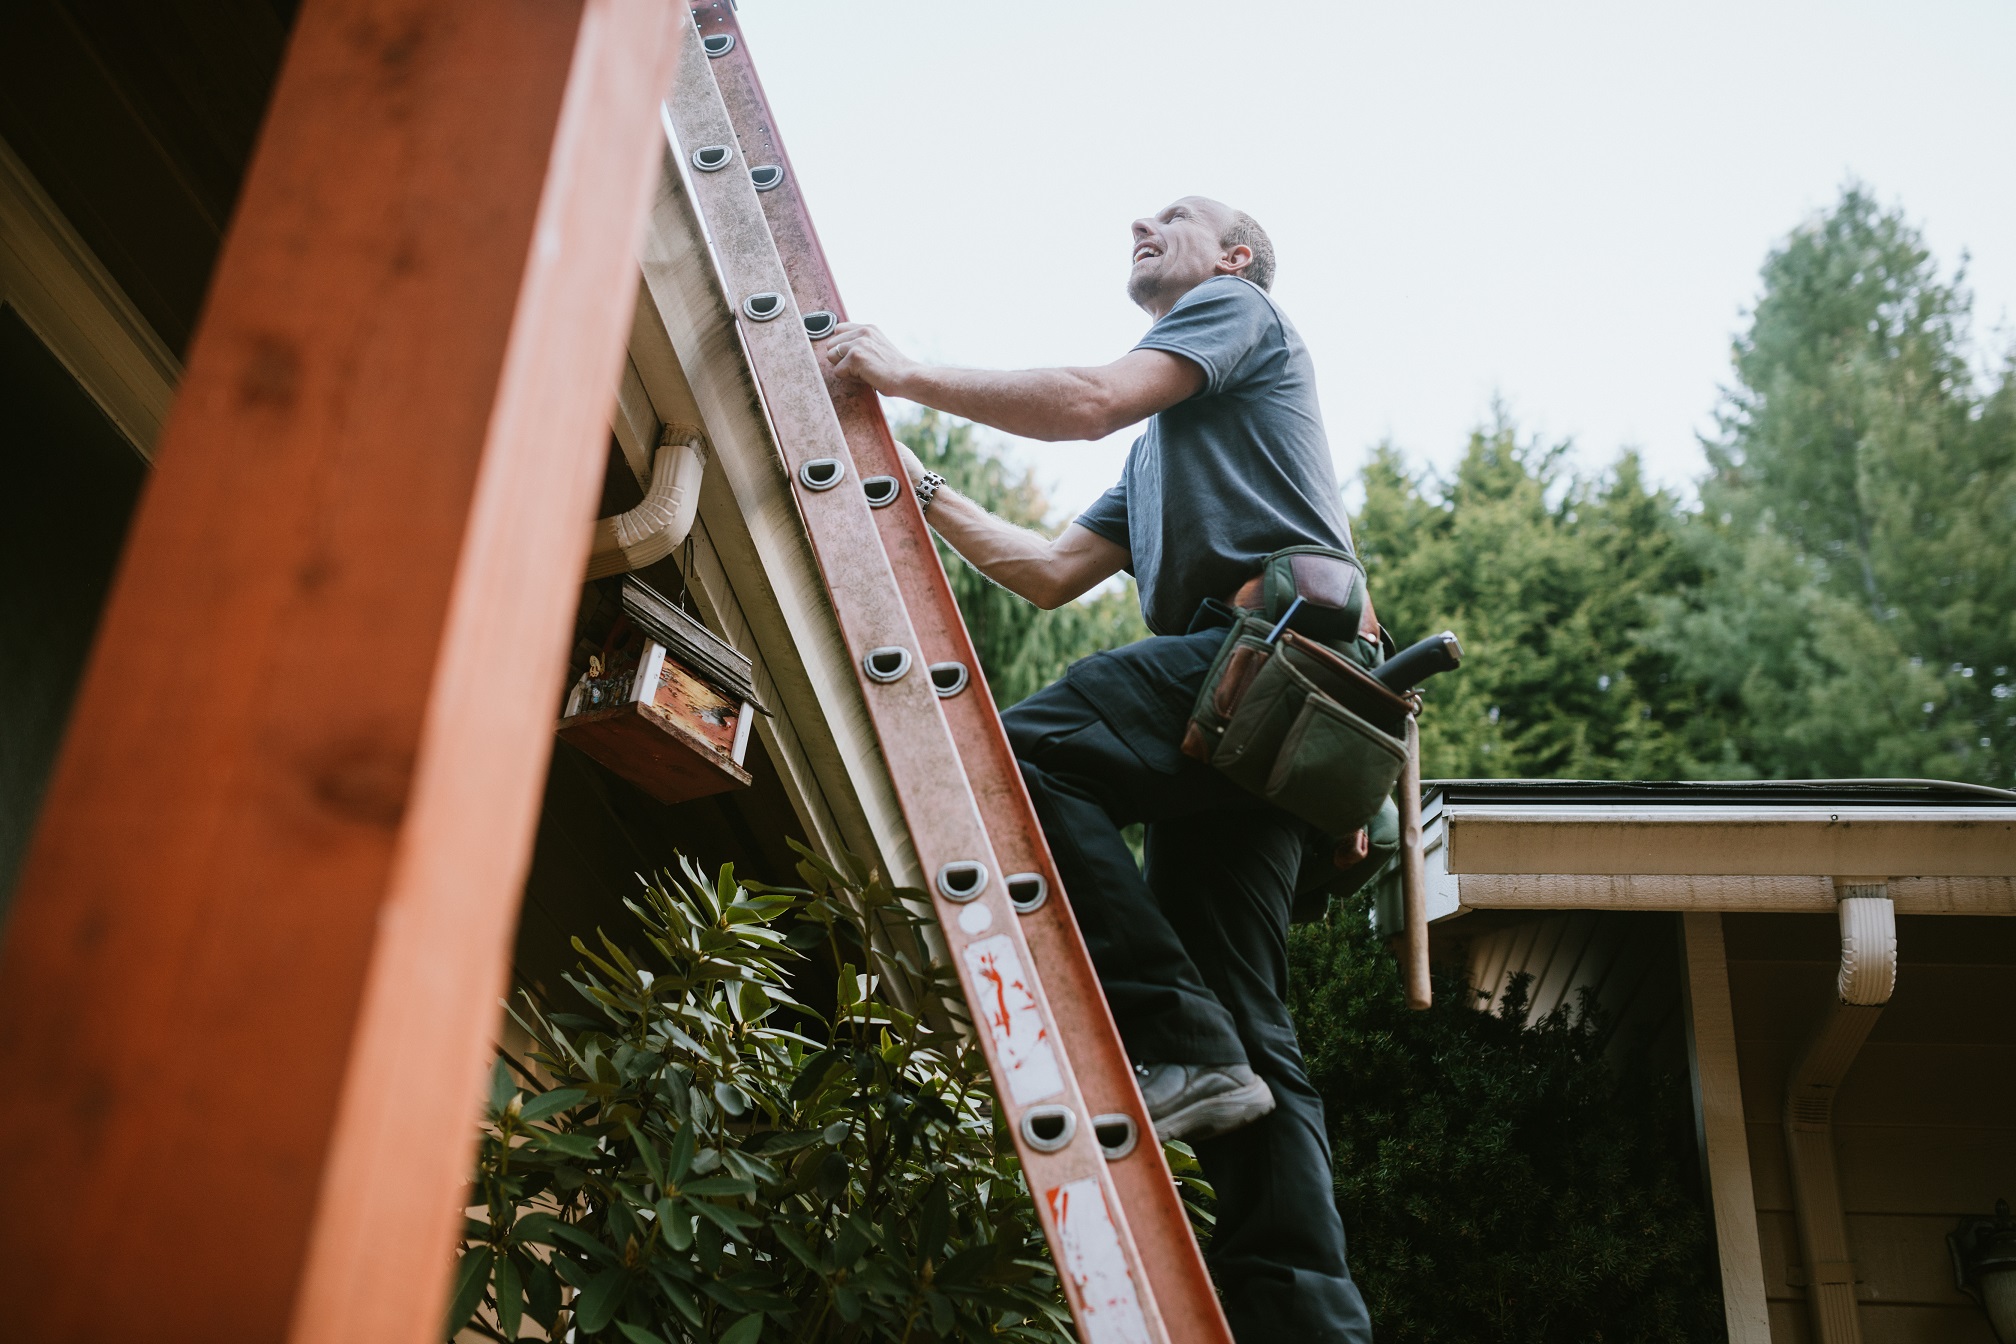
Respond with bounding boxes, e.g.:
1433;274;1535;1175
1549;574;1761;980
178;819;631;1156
1681;911;1774;1343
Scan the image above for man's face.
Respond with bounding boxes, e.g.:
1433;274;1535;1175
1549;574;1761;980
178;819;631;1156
1127;197;1238;314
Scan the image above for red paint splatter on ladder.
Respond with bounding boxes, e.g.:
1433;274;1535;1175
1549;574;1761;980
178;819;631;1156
961;934;1064;1104
1046;1179;1153;1344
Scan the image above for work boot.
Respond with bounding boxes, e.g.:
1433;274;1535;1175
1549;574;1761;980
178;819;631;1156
1134;1062;1275;1142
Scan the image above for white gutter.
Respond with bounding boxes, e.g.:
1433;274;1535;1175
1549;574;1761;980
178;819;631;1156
1783;877;1897;1344
585;423;706;580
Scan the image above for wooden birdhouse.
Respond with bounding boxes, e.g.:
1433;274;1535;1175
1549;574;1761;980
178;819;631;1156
555;578;762;803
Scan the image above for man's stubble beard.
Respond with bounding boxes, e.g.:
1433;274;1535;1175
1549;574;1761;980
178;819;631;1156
1125;263;1162;311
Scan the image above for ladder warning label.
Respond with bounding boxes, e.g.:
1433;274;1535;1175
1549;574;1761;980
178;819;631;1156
1046;1178;1152;1344
962;934;1065;1104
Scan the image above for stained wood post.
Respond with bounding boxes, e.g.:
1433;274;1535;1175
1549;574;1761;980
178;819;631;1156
0;2;683;1339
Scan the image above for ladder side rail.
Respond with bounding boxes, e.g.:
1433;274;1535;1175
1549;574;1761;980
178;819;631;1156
665;34;1171;1344
692;13;1234;1339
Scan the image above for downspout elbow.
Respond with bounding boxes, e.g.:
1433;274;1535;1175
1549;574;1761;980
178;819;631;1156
586;424;707;580
1834;883;1897;1007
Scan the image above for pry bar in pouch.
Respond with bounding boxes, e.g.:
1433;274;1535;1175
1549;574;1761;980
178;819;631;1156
1264;595;1307;644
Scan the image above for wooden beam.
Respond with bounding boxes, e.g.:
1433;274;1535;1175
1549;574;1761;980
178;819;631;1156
0;2;683;1340
1679;913;1773;1344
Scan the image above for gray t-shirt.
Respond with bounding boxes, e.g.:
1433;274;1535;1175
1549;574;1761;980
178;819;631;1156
1075;275;1354;635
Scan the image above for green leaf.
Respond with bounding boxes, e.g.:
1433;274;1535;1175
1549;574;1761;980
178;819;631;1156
627;1119;665;1188
648;1267;705;1326
656;1198;694;1251
512;1213;618;1266
690;1198;759;1239
699;1279;760;1312
571;1269;629;1334
771;1224;822;1270
789;1048;842;1101
441;1247;491;1339
525;1258;561;1330
816;1149;849;1202
493;1251;522;1339
615;1324;669;1344
517;1087;587;1122
677;1174;755;1197
720;1312;765;1344
488;1059;516;1118
746;1128;821;1155
919;1179;950;1253
528;1128;598;1158
712;1081;748;1116
667;1123;695;1183
833;1213;871;1267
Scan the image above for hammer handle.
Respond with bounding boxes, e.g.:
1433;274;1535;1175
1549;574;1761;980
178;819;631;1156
1400;715;1431;1010
1374;630;1463;695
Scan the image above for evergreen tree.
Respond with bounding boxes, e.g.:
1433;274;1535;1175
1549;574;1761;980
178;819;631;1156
1647;185;2016;784
1354;419;1702;780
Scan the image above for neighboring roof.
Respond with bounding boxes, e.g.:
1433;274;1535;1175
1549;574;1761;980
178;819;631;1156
1427;777;2016;808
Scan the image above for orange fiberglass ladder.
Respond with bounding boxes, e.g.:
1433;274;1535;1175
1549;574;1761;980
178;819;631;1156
668;8;1235;1343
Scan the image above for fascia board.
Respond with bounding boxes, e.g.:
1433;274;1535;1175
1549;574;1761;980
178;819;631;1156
1443;872;2013;916
609;351;658;489
0;134;179;458
1442;806;2016;879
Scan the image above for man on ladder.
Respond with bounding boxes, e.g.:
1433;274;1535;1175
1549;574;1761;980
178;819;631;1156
827;196;1376;1343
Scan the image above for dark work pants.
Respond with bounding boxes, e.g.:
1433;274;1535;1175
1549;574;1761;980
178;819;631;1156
1000;602;1373;1344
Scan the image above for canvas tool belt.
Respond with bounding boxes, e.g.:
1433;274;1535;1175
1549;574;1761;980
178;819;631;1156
1182;546;1410;839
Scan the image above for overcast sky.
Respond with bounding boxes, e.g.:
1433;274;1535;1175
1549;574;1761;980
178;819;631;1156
728;1;2015;517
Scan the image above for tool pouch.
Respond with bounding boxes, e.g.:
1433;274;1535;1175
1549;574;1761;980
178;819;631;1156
1182;609;1410;840
1254;545;1370;644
